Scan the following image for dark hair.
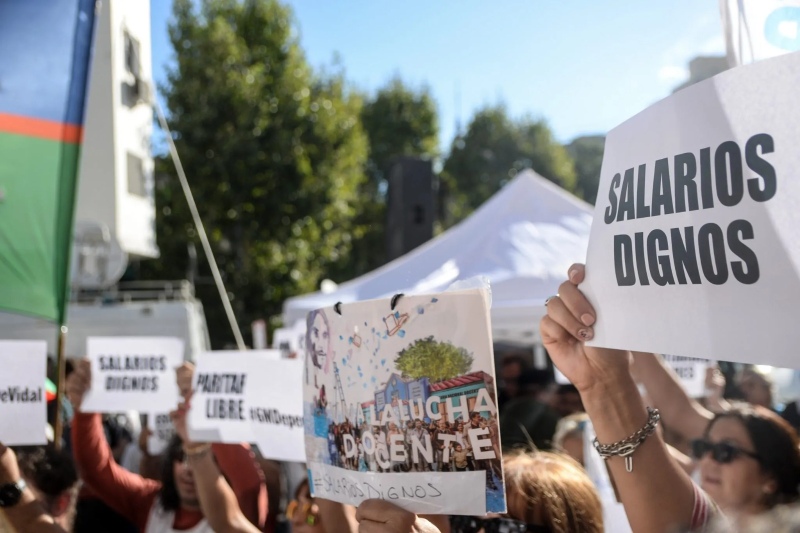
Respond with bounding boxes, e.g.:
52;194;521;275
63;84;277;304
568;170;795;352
16;445;79;502
159;435;184;512
707;403;800;506
294;478;311;500
469;411;479;419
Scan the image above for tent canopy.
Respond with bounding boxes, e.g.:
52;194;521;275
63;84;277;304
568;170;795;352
283;170;593;345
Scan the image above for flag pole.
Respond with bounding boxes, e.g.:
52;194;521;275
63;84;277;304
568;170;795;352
53;325;68;450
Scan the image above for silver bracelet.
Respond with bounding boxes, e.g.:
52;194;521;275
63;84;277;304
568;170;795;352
593;407;660;473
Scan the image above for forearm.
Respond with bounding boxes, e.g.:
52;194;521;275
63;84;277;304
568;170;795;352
581;373;696;533
0;490;65;533
631;352;712;439
186;445;260;533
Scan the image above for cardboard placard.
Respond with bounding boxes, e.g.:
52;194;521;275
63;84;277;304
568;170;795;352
187;350;306;462
0;341;47;445
303;288;506;515
584;52;800;367
82;337;184;413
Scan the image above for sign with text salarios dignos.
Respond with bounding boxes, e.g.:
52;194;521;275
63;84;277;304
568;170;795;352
584;51;800;367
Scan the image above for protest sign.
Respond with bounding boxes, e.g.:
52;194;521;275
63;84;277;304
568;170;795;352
147;413;175;456
187;350;305;462
303;288;506;515
82;337;184;413
583;51;800;367
661;355;711;398
0;341;47;445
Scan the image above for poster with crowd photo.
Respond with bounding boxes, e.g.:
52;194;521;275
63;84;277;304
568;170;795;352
303;287;506;515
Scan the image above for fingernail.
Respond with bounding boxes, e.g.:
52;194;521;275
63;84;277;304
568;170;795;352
578;328;593;341
581;314;595;326
568;269;578;283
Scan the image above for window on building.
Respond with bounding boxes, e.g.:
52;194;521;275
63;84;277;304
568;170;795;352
124;31;141;77
127;153;146;196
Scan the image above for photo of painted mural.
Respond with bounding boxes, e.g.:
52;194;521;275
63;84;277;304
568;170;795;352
303;287;506;514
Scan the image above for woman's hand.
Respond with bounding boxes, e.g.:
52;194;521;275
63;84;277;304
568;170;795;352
540;263;631;395
65;358;91;412
169;395;193;446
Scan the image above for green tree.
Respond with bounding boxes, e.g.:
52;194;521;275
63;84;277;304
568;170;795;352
394;336;474;382
441;105;576;225
142;0;368;347
567;135;605;205
327;78;439;280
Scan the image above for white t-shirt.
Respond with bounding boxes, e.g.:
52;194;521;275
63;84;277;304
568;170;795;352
145;503;214;533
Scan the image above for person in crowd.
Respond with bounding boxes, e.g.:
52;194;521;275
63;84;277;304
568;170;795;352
541;263;800;532
496;353;529;410
451;444;469;472
0;444;79;533
552;412;589;466
499;368;560;451
549;384;584;418
0;442;68;533
736;367;800;430
66;359;268;532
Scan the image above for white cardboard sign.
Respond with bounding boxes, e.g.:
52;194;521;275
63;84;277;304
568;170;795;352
661;355;710;398
147;412;175;456
187;350;305;462
583;51;800;367
82;337;184;413
0;341;47;445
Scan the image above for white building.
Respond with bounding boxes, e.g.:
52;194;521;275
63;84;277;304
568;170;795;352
75;0;158;261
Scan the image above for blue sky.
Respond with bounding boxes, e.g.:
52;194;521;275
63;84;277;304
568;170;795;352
150;1;726;152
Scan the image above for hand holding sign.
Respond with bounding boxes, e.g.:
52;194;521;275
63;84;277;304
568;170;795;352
66;359;91;412
356;500;441;533
176;362;195;400
0;442;21;485
540;264;631;396
170;395;193;446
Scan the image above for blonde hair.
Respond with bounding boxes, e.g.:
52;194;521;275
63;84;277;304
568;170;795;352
504;450;603;533
552;412;589;451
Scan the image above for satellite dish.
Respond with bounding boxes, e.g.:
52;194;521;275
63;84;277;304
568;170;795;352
70;220;129;289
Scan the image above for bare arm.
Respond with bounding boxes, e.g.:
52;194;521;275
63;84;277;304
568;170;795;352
172;399;260;533
0;444;66;533
542;264;707;532
630;352;713;441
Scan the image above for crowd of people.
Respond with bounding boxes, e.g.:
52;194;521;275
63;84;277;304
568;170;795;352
326;413;501;481
4;264;800;532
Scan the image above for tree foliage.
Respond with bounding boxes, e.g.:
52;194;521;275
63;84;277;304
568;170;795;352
567;135;605;205
141;0;368;347
441;105;576;225
394;336;474;382
327;78;440;281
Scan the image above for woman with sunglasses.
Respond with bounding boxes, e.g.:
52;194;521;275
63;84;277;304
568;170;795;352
542;263;800;532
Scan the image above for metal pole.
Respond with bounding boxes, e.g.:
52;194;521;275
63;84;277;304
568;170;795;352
154;102;246;350
53;325;68;449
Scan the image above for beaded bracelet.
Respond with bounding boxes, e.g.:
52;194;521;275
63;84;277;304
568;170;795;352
593;407;661;472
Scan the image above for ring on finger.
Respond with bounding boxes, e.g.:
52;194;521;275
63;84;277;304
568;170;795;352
544;295;559;306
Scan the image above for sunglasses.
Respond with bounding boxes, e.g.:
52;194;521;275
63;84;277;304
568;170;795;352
690;438;760;464
286;499;317;526
450;515;550;533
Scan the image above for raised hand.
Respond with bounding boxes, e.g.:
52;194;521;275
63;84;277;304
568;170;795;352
176;361;195;401
539;263;631;394
355;500;441;533
65;358;91;413
169;395;192;446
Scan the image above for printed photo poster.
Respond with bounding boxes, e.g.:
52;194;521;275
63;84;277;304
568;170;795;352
0;341;48;445
303;288;506;515
583;51;800;367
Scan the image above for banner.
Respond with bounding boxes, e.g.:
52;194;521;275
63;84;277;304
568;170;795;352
188;350;306;462
82;337;184;413
303;288;506;515
583;51;800;368
0;341;48;445
720;0;800;66
0;1;96;324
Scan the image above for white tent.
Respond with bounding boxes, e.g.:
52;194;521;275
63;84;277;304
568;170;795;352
282;170;593;345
